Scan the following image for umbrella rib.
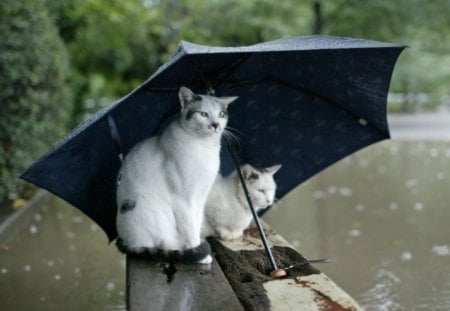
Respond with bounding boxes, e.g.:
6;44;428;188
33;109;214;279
210;54;252;92
143;54;250;95
271;77;364;121
186;54;252;95
222;76;386;136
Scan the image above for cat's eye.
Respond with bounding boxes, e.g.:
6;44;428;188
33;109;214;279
219;111;227;118
258;189;265;194
199;111;209;117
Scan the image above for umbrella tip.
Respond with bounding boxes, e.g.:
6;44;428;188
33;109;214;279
270;268;287;278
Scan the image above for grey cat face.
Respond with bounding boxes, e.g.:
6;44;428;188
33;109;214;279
241;164;282;209
178;87;237;136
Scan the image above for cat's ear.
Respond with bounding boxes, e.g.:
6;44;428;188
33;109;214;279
265;164;282;175
241;164;259;180
219;96;238;108
179;86;200;108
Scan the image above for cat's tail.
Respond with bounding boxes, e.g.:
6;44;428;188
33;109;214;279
116;238;212;264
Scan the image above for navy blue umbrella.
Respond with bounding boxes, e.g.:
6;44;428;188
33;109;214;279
21;36;405;243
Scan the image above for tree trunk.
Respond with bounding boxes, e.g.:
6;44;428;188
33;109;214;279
312;1;323;34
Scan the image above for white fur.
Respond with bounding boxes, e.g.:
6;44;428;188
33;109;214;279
202;164;281;240
116;87;237;263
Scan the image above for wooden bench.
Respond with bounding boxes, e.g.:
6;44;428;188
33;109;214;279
126;225;362;311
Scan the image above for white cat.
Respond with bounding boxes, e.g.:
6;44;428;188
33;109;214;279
202;164;281;240
116;86;237;264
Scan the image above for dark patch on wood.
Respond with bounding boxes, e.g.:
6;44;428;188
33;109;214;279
127;255;244;311
312;289;357;311
159;262;177;283
120;200;136;213
243;227;263;238
208;237;320;311
293;279;358;310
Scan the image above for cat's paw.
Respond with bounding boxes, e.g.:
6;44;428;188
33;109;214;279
219;233;233;241
198;255;213;264
230;231;243;240
219;231;242;241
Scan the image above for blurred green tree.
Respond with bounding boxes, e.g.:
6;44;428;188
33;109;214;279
47;0;167;126
52;0;450;119
0;0;70;202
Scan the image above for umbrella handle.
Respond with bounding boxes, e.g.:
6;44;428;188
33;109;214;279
227;144;286;278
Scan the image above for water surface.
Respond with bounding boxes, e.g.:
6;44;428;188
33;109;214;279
265;140;450;310
0;195;125;310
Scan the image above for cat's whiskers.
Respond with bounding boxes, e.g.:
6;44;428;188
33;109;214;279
224;126;241;137
222;127;241;149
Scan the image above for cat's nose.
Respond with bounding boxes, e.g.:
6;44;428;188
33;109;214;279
211;122;219;130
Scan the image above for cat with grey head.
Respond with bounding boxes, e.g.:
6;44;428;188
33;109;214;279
116;86;237;264
202;164;281;240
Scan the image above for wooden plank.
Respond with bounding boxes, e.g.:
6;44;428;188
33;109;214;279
126;224;362;311
209;226;363;311
126;255;244;311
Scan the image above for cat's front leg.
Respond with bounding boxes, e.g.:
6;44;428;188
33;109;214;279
217;228;242;241
172;200;205;247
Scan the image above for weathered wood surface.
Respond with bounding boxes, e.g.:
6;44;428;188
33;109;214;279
126;224;363;311
209;226;363;311
126;255;244;311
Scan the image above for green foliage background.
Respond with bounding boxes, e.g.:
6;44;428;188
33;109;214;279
0;0;69;202
1;0;449;203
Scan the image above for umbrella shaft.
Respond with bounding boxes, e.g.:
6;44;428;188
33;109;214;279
228;145;278;271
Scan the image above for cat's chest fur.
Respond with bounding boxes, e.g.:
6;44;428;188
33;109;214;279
158;123;220;194
120;123;220;199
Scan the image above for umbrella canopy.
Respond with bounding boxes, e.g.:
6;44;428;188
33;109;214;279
21;35;405;241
